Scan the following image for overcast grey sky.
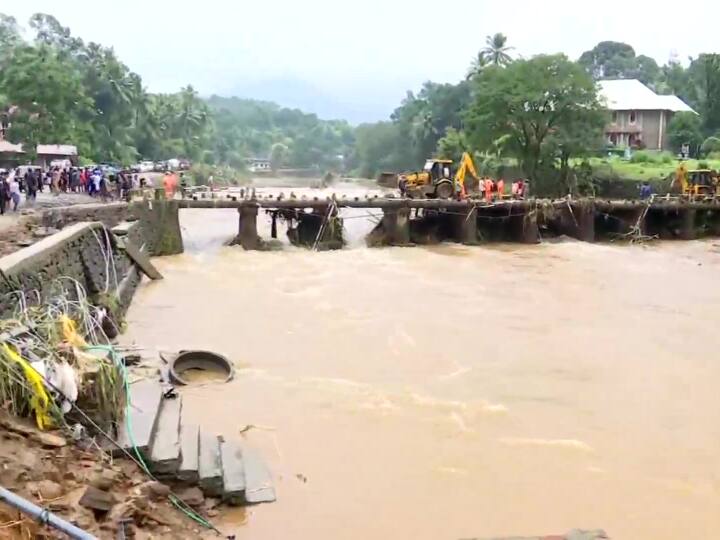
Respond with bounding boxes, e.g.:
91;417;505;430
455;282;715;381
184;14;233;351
6;0;720;121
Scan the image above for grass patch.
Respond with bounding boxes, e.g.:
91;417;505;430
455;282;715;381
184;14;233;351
581;156;720;182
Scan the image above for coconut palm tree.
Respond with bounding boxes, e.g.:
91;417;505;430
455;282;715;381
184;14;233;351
467;33;514;79
481;33;514;66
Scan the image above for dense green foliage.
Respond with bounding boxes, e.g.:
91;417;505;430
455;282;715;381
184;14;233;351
205;96;354;170
353;37;720;192
466;55;606;193
0;13;354;171
2;11;720;194
667;112;704;154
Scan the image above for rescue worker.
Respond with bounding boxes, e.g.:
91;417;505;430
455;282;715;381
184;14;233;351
496;178;505;200
484;177;494;202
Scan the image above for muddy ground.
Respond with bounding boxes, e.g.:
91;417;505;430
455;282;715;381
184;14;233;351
0;415;222;539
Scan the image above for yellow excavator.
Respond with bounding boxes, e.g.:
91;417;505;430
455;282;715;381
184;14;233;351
399;152;479;199
674;163;719;198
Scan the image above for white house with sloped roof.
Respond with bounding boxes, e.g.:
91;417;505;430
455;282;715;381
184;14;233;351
598;79;696;151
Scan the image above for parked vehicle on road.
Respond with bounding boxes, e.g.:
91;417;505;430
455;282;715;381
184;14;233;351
137;160;155;173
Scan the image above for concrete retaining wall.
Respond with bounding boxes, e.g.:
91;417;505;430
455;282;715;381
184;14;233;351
0;222;141;319
40;200;183;257
0;199;183;319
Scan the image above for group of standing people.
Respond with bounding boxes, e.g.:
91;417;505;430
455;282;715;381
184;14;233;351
478;177;528;201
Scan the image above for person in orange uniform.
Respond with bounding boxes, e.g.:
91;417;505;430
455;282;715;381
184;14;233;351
163;171;176;200
484;177;494;202
496;178;505;200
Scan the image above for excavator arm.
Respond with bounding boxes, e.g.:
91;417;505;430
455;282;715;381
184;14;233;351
454;152;479;198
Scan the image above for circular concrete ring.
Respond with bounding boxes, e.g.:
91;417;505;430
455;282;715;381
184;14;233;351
169;350;234;385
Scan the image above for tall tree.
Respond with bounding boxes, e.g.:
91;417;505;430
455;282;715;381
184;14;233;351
465;54;605;188
480;33;514;67
667;112;703;155
0;43;92;160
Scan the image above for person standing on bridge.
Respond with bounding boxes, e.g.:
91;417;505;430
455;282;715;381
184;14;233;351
496;178;505;200
639;181;652;199
484;177;494;202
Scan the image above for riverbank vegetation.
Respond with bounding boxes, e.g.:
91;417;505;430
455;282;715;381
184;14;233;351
3;13;720;195
0;13;354;174
354;39;720;194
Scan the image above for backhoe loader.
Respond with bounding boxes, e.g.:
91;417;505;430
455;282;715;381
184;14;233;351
399;152;479;199
674;163;719;198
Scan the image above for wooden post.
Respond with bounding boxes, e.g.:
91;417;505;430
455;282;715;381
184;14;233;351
237;205;261;250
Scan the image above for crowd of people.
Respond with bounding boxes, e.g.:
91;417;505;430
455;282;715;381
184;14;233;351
0;165;188;213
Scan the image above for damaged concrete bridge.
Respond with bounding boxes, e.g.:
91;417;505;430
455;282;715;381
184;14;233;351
179;195;720;249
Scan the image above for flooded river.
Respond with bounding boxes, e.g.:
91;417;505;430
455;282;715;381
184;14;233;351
122;187;720;539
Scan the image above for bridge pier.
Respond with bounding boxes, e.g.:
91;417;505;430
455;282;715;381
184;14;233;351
235;205;262;250
288;206;344;249
377;207;411;246
680;208;696;240
553;202;595;242
510;210;539;243
453;207;479;245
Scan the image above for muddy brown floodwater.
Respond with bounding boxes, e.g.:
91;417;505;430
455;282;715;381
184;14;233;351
122;187;720;539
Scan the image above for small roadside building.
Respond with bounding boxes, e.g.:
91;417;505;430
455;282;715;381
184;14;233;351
0;140;24;170
35;144;78;169
0;141;78;170
598;79;695;151
245;157;271;173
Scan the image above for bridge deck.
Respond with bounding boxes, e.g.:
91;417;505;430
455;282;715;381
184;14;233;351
177;195;720;212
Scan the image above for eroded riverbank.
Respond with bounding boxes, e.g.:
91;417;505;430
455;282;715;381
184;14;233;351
122;207;720;539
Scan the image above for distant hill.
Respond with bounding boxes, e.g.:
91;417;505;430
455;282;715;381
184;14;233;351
222;77;389;124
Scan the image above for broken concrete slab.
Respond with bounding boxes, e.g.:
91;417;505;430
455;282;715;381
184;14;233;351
115;379;163;457
79;486;115;512
240;444;276;504
117;237;163;280
198;432;223;497
220;440;245;505
178;423;200;484
149;396;182;475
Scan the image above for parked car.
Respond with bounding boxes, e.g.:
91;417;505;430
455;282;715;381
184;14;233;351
137;160;155;173
153;161;167;172
178;159;191;171
50;159;72;170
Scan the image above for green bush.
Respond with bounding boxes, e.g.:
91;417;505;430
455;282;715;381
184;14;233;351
701;137;720;156
629;150;674;165
698;161;710;169
629;150;652;163
708;151;720;161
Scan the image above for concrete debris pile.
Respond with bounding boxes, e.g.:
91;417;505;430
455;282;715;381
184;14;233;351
0;415;205;538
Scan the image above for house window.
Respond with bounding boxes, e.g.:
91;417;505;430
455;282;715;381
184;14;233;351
629;111;637;125
612;111;618;124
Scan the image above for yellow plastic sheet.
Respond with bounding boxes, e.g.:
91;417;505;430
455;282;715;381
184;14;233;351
60;315;87;348
2;343;53;430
